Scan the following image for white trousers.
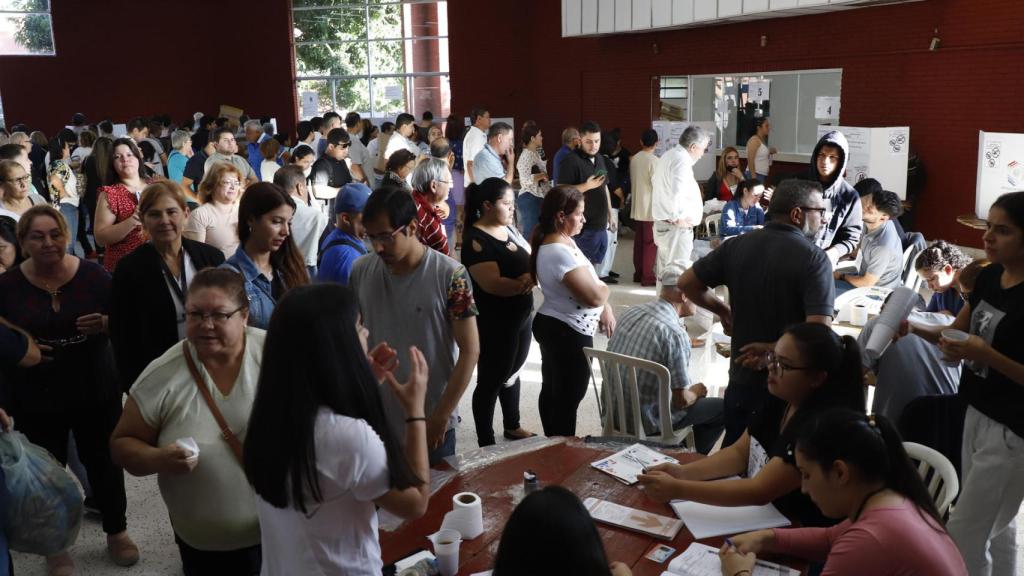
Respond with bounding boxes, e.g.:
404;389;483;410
653;221;694;282
947;405;1024;576
598;208;619;278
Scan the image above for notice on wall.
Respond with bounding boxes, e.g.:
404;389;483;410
887;128;908;155
383;85;403;100
652;120;716;180
748;80;770;103
976;131;1024;218
301;91;318;120
815;96;840;120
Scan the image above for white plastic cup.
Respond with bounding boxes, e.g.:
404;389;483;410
940;329;970;363
431;528;461;576
850;305;869;327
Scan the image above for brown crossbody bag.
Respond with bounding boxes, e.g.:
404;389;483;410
182;341;244;464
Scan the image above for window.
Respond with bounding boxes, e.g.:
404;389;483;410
293;0;450;120
0;0;54;56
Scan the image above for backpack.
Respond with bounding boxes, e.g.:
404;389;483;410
317;235;367;267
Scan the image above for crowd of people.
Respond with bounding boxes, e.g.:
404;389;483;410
0;106;1020;576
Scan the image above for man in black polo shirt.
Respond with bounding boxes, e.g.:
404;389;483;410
678;179;835;445
309;128;353;214
556;121;613;272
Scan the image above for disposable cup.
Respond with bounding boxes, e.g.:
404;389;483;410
429;528;461;576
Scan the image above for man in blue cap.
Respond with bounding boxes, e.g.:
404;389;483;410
318;182;372;285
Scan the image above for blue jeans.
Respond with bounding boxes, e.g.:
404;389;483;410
59;203;80;255
835;279;855;296
429;428;457;466
517;192;543;241
574;228;608;265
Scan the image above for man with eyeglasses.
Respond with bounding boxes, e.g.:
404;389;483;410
677;179;836;446
410;158;454;254
801;130;863;268
203;126;258;186
309;128;353;210
350;187;480;466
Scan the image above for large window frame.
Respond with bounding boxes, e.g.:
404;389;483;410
0;0;56;56
292;0;449;120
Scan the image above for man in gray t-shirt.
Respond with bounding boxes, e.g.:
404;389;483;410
202;126;258;186
835;189;904;294
681;179;836;445
349;188;479;464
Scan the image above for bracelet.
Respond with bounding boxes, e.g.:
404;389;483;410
405;416;427;423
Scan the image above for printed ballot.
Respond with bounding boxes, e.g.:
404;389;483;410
662;543;799;576
591;443;679;485
584;498;684;541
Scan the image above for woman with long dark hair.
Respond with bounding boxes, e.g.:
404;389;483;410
461;177;536;446
492;486;631;576
244;284;429;575
221;183;308;329
903;191;1024;575
722;409;967;575
0;215;22;273
638;322;866;528
94;138;156;272
530;185;614;436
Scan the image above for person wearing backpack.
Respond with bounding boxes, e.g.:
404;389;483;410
318;183;370;285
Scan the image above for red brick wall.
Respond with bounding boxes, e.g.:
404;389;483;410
0;0;298;138
448;0;1024;246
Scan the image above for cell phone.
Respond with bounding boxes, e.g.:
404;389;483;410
594;169;607;178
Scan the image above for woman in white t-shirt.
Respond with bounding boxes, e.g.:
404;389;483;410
243;283;431;576
184;162;242;258
530;185;615;437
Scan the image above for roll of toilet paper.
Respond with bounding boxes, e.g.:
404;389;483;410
440;492;483;539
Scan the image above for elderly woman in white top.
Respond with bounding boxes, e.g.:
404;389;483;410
111;268;264;575
516;122;549;240
530;185;614;437
184;162;243;258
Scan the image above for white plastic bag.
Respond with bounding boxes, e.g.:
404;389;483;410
0;430;83;555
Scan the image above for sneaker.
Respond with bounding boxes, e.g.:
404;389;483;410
107;532;140;567
609;270;620;278
83;496;101;517
46;552;75;576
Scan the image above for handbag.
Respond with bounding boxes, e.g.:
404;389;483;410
181;341;244;464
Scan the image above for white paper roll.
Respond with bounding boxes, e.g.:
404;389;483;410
865;287;919;361
440;492;484;539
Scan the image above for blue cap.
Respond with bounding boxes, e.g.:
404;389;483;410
333;182;371;216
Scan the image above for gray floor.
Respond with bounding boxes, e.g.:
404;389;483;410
11;234;1022;574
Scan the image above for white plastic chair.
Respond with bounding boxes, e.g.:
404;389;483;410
903;441;959;518
583;347;695;449
704;212;722;238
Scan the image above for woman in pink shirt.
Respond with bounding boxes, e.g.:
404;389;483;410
721;409;967;576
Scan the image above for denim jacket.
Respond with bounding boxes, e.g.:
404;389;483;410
221;247;275;329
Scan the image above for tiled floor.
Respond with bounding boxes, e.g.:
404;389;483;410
11;235;1022;574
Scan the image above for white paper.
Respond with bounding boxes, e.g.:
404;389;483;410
815;96;840;119
591;443;679;485
300;91;318;120
175;437;199;458
834;286;892;323
384;85;403;100
394;549;435;571
112;124;128;138
584;497;685;540
888;127;909;155
670;501;790;540
666;543;799;576
748;80;770;103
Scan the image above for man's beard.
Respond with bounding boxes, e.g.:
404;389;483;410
802;218;819;240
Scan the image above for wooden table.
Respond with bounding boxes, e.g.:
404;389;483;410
380;439;805;575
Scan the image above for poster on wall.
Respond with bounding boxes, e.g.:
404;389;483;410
748;80;770;103
301;91;318;120
976;131;1024;218
652;120;716;180
814;96;840;120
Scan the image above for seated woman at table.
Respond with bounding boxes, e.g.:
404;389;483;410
492;485;632;576
913;240;976;316
637;322;865;528
721;409;967;576
703;146;745;202
720;179;765;238
243;283;429;576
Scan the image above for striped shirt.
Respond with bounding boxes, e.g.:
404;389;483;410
606;299;692;433
413;190;449;254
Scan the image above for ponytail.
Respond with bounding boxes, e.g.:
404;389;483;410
796;409;946;530
463;177;514;247
529;185;583;278
783;323;866;413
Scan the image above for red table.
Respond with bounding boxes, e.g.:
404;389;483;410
380;439;806;575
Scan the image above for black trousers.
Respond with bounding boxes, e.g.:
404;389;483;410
471;307;532;446
533;313;593;437
722;364;771;447
175;534;261;576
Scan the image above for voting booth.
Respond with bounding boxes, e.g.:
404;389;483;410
815;125;910;199
976;131;1024;218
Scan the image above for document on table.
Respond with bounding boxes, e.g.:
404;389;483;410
584;497;685;540
590;443;679;485
663;542;798;576
670;500;790;540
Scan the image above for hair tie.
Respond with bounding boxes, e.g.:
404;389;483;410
866;415;881;433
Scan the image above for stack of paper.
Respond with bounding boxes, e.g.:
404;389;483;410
590;443;678;485
670;501;790;540
584;497;684;541
664;543;798;576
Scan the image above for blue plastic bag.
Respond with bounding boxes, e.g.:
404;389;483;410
0;430;82;555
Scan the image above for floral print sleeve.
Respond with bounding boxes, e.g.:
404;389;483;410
447;266;479;320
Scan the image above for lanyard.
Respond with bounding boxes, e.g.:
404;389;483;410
159;248;188;313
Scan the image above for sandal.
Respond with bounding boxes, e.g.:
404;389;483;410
503;428;538;441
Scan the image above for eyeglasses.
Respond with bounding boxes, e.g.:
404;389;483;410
220;180;241;188
798;206;827;216
366;225;407;246
185;305;247;324
434;179;453;186
4;176;30;185
766;351;815;376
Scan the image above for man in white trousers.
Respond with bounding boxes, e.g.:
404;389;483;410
651;125;709;283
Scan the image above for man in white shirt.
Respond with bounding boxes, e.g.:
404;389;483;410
344;112;371;184
651;125;709;281
462;107;490;183
274;165;328;278
384;113;421;161
630;128;660;286
203;126;258;186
